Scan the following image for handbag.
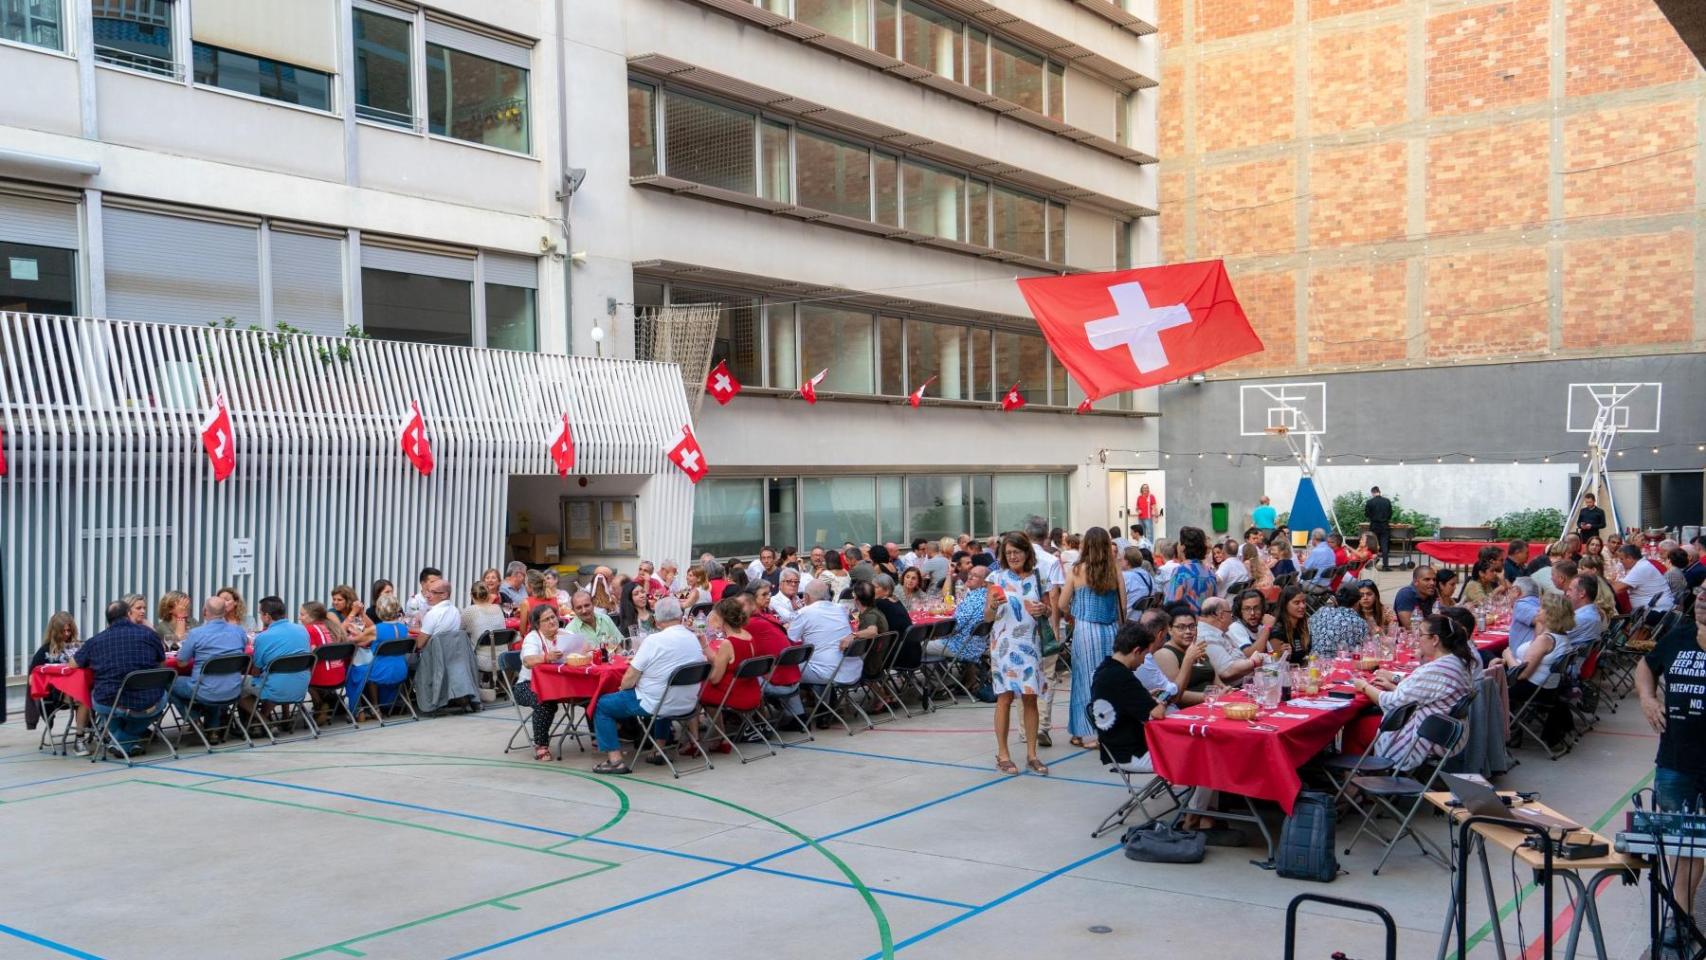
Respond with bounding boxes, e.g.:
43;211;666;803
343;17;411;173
1121;820;1207;864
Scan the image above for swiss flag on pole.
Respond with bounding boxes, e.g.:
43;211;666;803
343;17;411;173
800;369;828;405
399;401;434;476
199;393;236;482
1016;260;1261;401
705;359;741;406
1000;382;1027;412
549;413;576;477
908;376;937;408
665;424;708;484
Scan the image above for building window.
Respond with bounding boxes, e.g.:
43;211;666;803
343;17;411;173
768;478;798;549
970;474;992;537
877;476;903;541
353;7;412;126
766;301;797;388
964;26;988;89
562;497;639;555
675;286;759;388
799;304;874;394
989;37;1043;113
873;152;900;227
1114;91;1131;146
664;92;756;194
1;0;63;51
796;129;870;219
969;327;993;401
192;43;332;110
876;314;902;396
361;268;472;346
1046;62;1065;121
693;479;765;557
761;120;791;203
93;0;176;76
628;79;658;176
967;179;989;247
907;475;967;542
901;159;964;242
0;242;76;315
426;43;529;152
899;1;959;80
993;186;1046;260
803;476;877;548
1047;201;1065;264
485;284;536;351
1115;222;1132;269
906;318;970;400
994;329;1046;405
993;474;1047;534
795;0;866;43
1048;347;1067;406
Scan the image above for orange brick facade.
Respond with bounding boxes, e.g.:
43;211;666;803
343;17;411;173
1156;0;1705;374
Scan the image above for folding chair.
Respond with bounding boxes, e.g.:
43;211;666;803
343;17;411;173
90;667;178;766
857;631;902;724
804;635;876;735
1315;702;1417;823
1087;704;1188;838
1592;612;1637;701
473;628;518;707
1342;713;1465;874
1506;651;1580;761
499;651;537;754
634;661;716;778
888;622;938;712
705;654;778;763
761;644;816;746
1224;579;1252;599
365;637;420;726
921;620;987;703
310;642;360;730
687;602;715;621
170;652;254;753
246;652;320;745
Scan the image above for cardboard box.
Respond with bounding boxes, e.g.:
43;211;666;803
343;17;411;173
509;533;560;564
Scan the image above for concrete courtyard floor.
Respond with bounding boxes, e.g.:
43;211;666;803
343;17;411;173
0;663;1669;960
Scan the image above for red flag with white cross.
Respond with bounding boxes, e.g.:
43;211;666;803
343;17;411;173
199;393;236;482
1016;260;1261;400
800;368;828;405
398;401;434;476
549;413;576;477
908;376;936;409
1000;382;1026;412
705;359;741;406
665;424;708;484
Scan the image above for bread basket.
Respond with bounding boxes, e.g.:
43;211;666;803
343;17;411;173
1222;702;1258;721
562;652;594;668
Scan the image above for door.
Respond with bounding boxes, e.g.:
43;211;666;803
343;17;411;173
1125;470;1167;540
1106;470;1130;534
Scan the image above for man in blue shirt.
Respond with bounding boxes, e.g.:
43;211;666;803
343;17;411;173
1303;529;1337;585
1392;565;1440;629
76;599;166;755
170;595;249;723
1506;577;1542;656
241;596;311;713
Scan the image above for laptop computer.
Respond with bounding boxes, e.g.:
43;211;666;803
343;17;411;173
1441;773;1583;836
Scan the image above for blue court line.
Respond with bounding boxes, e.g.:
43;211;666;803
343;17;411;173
789;742;1126;789
146;765;972;911
860;842;1125;959
0;921;108;960
0;765;130;794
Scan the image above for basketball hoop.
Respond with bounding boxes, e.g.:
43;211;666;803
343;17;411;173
1265;426;1290;436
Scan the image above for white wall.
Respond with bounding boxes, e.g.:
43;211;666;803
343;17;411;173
1263;464;1577;528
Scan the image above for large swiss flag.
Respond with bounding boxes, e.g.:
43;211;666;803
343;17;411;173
1016;261;1261;401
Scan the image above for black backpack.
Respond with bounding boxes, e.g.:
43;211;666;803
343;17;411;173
1276;791;1340;882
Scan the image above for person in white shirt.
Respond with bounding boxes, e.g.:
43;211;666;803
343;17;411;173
419;577;461;636
1215;549;1249;597
1227;588;1273;652
770;569;804;624
591;597;706;775
1197;597;1264;684
1616;544;1675;615
1131;524;1154;552
789;579;859;703
1153;538;1179;585
404;566;441;622
511;605;574;761
900;538;925;572
1112;523;1133;553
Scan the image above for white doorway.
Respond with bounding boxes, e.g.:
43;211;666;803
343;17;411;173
1109;470;1166;541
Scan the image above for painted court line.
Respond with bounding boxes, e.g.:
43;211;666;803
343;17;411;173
789;742;1123;789
0;920;107;960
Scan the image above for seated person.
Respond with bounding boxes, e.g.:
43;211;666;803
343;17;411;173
1460;557;1509;606
1350;614;1476;771
788;579;861;710
1308;584;1371;659
27;612;85;738
169;595;248;727
1149;603;1215;697
241;596;311;718
1090;621;1167;773
1502;592;1578;746
510;605;574;762
76;599;168;756
741;587;804;729
1196;596;1264;685
926;566;997;661
591;597;707;775
563;589;623;653
413;577;481;714
696;598;762;753
1393;566;1440;629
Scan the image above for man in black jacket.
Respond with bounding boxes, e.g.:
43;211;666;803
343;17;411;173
1576;493;1607;542
1365;486;1394;570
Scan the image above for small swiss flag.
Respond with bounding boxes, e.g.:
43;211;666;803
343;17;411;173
705;359;741;406
908;376;936;409
549;413;576;477
199;393;236;482
1000;382;1027;412
665;425;708;484
399;401;434;476
800;369;828;405
1075;398;1093;414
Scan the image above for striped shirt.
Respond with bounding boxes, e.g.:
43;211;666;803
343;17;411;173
1373;654;1474;772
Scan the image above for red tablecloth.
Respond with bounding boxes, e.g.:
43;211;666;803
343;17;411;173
1147;688;1370;814
29;664;94;708
1474;630;1509;654
1416;541;1505;566
530;659;628;717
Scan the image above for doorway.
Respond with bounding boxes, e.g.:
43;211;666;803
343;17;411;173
1109;470;1167;541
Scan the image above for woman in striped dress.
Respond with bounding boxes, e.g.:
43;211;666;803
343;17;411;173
1062;526;1126;749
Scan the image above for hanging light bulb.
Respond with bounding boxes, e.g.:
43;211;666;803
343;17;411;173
1468;457;1476;463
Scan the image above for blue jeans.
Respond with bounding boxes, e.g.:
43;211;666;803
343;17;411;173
169;677;235;726
94;698;166;750
1654;766;1706;813
592;689;670;753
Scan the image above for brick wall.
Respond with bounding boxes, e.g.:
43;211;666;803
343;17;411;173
1155;0;1706;375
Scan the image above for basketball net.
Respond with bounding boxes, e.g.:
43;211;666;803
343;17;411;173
1561;402;1622;546
1266;414;1342;537
635;303;720;416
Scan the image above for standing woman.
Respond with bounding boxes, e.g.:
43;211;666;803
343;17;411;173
1062;527;1125;750
1135;483;1160;533
153;591;194;649
988;532;1053;776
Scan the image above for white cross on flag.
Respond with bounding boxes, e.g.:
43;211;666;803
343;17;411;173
1016;261;1262;400
199;393;236;482
705;359;741;406
1000;381;1026;412
549;412;576;477
665;424;708;484
398;401;435;476
799;368;828;405
907;375;936;409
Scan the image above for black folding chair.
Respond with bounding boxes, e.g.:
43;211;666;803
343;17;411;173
1316;702;1417;821
804;635;876;735
858;631;902;724
366;637;420;726
90;667;178;765
1343;713;1465;874
1506;651;1579;761
687;602;715;621
635;660;715;778
499;651;537;754
1087;704;1188;838
170;652;254;753
921;620;988;703
761;644;815;746
245;652;320;745
705;654;778;763
888;622;937;712
311;642;360;729
474;628;518;707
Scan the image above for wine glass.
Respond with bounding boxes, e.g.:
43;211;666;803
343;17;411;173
1203;682;1224;713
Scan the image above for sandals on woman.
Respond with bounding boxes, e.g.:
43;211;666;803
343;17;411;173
995;757;1020;775
1069;736;1086;748
533;745;552;762
592;759;631;775
1026;757;1050;776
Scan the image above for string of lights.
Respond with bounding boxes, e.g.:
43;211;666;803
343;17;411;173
1131;439;1706;466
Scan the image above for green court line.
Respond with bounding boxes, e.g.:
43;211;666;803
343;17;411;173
1460;769;1652;952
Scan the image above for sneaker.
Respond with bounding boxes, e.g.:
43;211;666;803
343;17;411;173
1037;731;1053;748
72;736;92;758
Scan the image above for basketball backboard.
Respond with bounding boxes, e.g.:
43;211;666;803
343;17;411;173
1240;382;1326;437
1566;382;1661;433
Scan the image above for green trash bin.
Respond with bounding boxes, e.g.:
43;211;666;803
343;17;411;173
1210;501;1229;534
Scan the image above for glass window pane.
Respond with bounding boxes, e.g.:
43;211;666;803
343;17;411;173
1049;473;1070;530
968;179;989;247
994;474;1047;535
761;120;791;202
664;92;756;194
906;319;969;400
907;475;966;542
426;44;530;152
874;153;899;226
994;330;1045;405
354;8;412;125
965;28;988;90
628;80;657;176
693;479;765;557
971;475;992;538
2;0;64;50
990;37;1043;112
878;476;903;542
768;478;798;550
796;0;869;44
485;284;536;351
874;0;897;55
900;1;958;79
902;160;964;242
1046;61;1065;120
193;43;332;110
799;305;874;394
1048;348;1067;405
877;315;903;396
675;286;759;387
767;301;797;388
1115;221;1132;269
803;476;877;548
1048;202;1065;264
969;327;993;401
993;186;1046;259
361;268;472;346
0;241;76;315
796;129;870;219
93;1;174;75
755;0;789;12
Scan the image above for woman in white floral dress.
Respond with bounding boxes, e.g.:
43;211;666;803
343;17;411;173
988;531;1053;776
